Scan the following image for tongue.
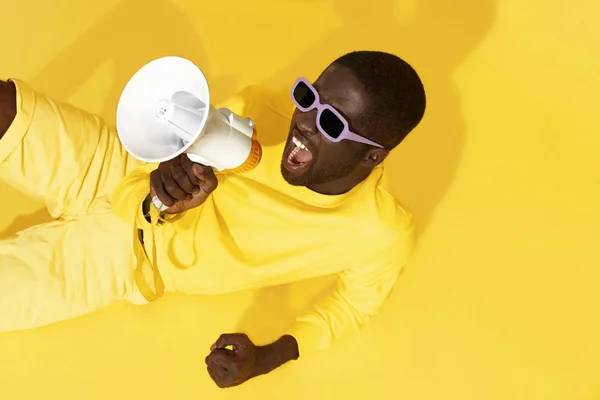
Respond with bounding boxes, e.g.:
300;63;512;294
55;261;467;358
294;147;313;163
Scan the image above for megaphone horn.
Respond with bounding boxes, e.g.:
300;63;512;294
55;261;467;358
116;56;262;211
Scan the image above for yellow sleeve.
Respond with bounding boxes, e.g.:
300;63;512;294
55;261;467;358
286;225;415;357
110;163;158;226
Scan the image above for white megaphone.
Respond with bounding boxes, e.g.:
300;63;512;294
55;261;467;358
116;56;262;211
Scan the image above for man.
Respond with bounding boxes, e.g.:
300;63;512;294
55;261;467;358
0;50;426;387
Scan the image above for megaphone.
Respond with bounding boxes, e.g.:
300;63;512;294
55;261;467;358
116;56;262;211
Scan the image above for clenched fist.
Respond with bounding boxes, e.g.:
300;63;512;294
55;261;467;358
205;333;260;388
150;154;218;214
205;333;300;388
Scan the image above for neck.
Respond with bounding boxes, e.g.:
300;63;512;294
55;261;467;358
307;167;372;196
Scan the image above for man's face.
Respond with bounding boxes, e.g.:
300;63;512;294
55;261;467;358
280;64;372;187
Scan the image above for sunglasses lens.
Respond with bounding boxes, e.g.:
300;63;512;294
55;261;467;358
319;108;345;139
293;81;316;109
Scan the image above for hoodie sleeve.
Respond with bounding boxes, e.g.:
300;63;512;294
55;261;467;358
286;219;415;357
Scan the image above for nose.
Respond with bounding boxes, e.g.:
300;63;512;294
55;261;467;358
295;109;319;136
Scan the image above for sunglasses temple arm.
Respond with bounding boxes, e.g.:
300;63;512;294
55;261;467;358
347;132;384;148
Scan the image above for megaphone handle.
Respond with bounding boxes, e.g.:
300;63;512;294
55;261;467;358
218;108;255;138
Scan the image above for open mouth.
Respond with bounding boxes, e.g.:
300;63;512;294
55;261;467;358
283;133;314;172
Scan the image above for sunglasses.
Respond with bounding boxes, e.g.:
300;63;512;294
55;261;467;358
291;78;384;148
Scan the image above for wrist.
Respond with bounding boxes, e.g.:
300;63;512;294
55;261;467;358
252;335;300;378
141;194;185;224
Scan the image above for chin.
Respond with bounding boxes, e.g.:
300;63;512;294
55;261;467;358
280;164;307;186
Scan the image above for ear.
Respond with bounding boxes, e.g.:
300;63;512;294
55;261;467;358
362;148;390;167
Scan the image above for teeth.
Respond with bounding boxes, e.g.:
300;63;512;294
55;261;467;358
288;136;310;164
288;146;300;162
292;136;308;151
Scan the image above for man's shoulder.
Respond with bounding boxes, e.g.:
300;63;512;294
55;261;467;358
339;196;414;269
358;168;413;233
343;179;414;257
372;194;413;244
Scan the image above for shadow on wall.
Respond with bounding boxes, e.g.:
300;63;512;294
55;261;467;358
0;0;237;239
28;0;239;120
235;0;496;343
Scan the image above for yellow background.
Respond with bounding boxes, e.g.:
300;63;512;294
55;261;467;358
1;0;599;398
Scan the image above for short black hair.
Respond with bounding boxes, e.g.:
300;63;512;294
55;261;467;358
332;51;426;149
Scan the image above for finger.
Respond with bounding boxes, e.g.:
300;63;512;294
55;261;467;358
171;157;198;194
206;365;221;383
213;333;249;353
160;167;189;201
204;348;235;365
206;361;228;384
192;163;215;181
206;366;230;389
179;155;203;187
150;170;175;207
207;349;236;370
193;164;218;194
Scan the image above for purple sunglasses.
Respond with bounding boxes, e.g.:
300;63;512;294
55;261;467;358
291;78;384;148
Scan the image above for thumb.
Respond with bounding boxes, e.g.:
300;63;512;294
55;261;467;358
211;333;248;352
192;164;217;189
192;164;210;180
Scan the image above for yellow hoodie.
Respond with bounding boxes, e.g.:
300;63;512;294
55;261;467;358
111;85;414;357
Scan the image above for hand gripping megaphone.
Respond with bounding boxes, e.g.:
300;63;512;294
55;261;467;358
116;56;262;211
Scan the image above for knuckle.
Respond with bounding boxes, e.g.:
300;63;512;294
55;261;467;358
165;181;178;193
160;169;172;182
158;161;170;172
164;187;183;201
183;163;195;175
173;168;187;182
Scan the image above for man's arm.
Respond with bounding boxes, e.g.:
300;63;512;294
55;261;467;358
206;225;415;388
267;253;407;365
286;236;411;357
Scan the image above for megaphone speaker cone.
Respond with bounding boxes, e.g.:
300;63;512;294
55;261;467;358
116;56;211;163
116;56;263;180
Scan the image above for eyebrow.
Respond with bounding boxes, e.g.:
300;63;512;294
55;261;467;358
313;82;360;130
313;81;340;110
